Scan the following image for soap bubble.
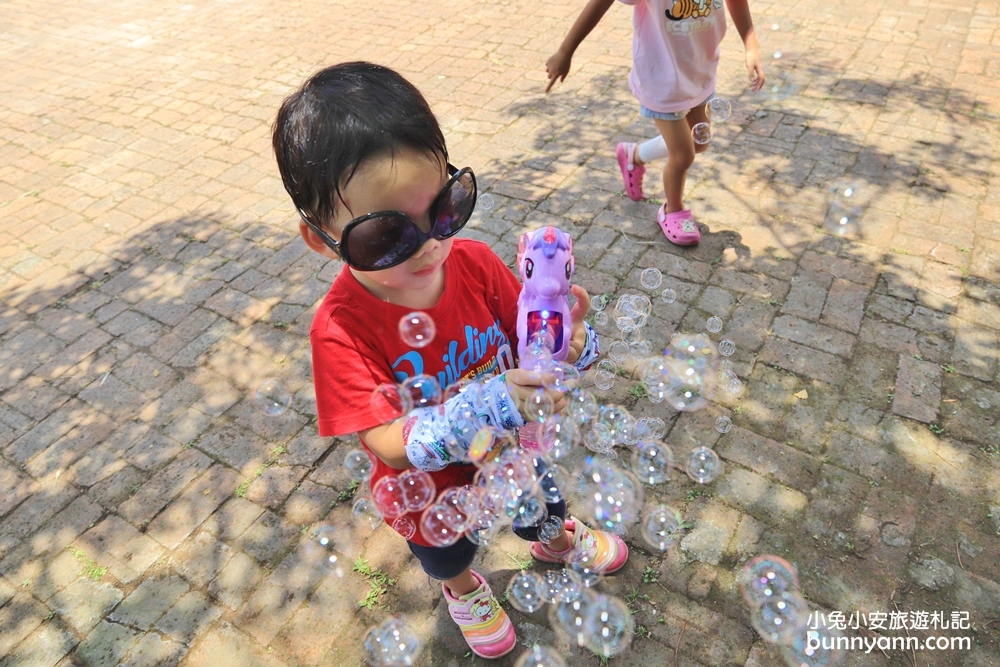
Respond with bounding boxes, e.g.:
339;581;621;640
537;464;570;505
722;370;745;396
594;370;614;391
307;524;347;577
594;311;609;326
420;503;465;547
583;593;634;657
364;616;423;667
514;644;567;667
591;294;609;312
706;96;732;123
398;311;435;348
567;389;599;426
773;50;783;59
512;492;548;531
719;359;734;372
549;589;597;646
771;22;780;30
707;316;723;333
541;568;583;604
584;422;614;454
370;383;413;423
686;446;723;483
352;497;382;531
372;476;407;518
521;388;555;423
826;183;862;236
540;418;579;460
608;340;629;363
254;379;291;416
344;448;373;481
640;267;662;290
506;570;546;613
716;416;733;433
391;516;416;539
400;374;440;409
780;614;845;667
477;193;495;210
542;361;581;392
399;469;436;512
692;122;712;145
645;334;719;411
645;417;667;439
738;555;800;607
641;504;684;551
661;287;676;304
537;515;565;544
750;591;810;645
633;440;674;485
719;339;736;356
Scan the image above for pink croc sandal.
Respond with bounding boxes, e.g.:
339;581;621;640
657;206;701;246
616;142;645;201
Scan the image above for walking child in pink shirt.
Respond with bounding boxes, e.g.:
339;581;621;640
546;0;765;246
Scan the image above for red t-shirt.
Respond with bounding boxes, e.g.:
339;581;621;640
310;239;522;546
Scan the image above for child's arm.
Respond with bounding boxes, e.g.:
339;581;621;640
545;0;617;93
360;370;564;471
725;0;766;91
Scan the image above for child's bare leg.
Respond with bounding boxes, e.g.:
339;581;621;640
654;117;696;214
686;103;711;155
544;525;572;552
444;567;479;596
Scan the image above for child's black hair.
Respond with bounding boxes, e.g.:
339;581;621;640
272;61;448;236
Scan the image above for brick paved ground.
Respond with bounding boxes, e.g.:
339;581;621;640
1;0;998;665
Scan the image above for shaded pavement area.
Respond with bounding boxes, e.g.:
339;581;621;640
1;0;999;665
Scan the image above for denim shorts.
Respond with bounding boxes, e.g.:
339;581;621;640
640;91;715;121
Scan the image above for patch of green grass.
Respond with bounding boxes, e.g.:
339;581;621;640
353;557;397;610
502;549;533;571
940;363;955;374
271;321;291;330
627;384;648;399
635;624;651;639
615;366;632;379
686;487;712;501
732;406;744;416
66;547;108;581
929;424;945;436
334;479;360;505
981;444;999;458
642;565;659;584
235;444;289;498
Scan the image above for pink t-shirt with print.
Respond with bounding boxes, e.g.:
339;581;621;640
618;0;727;114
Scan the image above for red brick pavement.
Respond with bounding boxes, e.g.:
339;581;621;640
1;0;998;666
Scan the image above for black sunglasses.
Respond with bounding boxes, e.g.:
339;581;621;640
298;164;477;271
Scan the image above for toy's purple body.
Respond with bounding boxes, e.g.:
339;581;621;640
516;226;575;363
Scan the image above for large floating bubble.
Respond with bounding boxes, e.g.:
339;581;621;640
400;374;441;409
780;613;845;667
398;311;436;348
640;267;662;290
420;503;466;547
692;122;712;145
583;593;634;657
307;524;347;577
506;570;546;613
372;475;407;518
750;591;810;645
706;96;732;123
641;504;685;551
686;446;723;484
344;448;372;481
738;555;800;607
644;334;719;411
633;440;674;485
514;645;567;667
549;588;598;646
364;616;423;667
370;383;412;423
399;469;436;513
255;379;291;416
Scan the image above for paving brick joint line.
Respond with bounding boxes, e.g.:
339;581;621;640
0;1;998;666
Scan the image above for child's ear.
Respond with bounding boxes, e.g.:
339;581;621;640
299;221;340;260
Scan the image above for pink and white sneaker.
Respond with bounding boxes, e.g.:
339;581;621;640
529;517;629;575
443;570;516;659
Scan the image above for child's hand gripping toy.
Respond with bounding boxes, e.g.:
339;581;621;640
516;226;575;365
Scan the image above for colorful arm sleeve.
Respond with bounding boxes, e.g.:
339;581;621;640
403;373;525;472
572;322;601;371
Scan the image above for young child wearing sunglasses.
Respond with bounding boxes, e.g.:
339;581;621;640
545;0;765;246
272;62;627;659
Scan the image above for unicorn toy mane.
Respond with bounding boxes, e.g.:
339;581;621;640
516;226;575;364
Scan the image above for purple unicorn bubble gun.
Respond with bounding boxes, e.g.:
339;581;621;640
516;226;575;364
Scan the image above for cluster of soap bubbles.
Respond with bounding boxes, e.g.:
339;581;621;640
364;616;423;666
738;555;844;667
505;568;635;659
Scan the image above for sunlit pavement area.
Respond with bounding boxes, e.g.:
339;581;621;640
1;0;999;665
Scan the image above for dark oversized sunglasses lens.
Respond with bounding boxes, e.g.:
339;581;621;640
345;215;418;270
433;170;476;238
